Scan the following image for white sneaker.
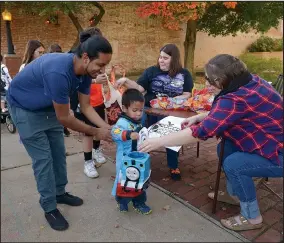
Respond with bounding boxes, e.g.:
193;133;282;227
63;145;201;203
84;160;99;178
92;148;106;165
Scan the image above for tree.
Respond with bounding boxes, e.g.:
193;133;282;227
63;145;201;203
4;1;105;50
136;2;283;75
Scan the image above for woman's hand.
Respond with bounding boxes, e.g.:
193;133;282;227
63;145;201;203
115;77;128;89
93;73;108;84
181;112;209;129
138;137;163;153
181;116;200;129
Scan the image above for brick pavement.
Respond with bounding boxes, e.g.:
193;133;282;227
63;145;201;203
74;132;283;243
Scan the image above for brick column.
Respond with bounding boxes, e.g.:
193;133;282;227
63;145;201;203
3;54;22;78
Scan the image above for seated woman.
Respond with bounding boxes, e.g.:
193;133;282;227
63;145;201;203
116;44;194;180
139;54;283;232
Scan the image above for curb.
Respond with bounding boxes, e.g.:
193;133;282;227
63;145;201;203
150;182;250;243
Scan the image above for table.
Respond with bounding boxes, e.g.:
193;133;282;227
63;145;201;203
144;108;200;157
145;108;197;119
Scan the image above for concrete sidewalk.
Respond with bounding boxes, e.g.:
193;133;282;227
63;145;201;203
1;130;245;242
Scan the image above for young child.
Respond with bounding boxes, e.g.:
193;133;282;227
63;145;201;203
111;89;152;214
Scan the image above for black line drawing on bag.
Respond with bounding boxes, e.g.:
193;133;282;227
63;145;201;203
148;121;180;137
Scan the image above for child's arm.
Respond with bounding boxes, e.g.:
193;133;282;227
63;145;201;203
111;124;139;142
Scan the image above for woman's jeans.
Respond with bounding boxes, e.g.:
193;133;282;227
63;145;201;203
141;107;179;169
8;104;67;213
219;140;283;219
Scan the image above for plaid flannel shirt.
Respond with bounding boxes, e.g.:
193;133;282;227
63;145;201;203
190;75;283;164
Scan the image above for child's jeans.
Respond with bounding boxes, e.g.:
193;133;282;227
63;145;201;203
116;191;147;206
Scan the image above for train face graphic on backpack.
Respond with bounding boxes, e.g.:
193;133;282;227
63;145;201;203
118;151;151;193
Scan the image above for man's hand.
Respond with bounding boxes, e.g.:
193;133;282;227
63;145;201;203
93;73;108;85
91;127;112;142
130;132;139;140
138;137;163;153
69;109;74;117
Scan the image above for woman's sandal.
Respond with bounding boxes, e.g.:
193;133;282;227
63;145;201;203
208;191;240;206
221;215;263;231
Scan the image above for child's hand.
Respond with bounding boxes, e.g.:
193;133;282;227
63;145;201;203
130;132;139;140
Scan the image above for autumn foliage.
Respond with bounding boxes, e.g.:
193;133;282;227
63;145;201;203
136;1;237;30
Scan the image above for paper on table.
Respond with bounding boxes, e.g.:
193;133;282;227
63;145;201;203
147;116;185;152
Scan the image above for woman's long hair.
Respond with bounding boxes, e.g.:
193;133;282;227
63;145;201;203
158;44;182;77
22;40;45;65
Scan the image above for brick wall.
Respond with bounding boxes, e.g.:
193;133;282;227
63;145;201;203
1;2;282;74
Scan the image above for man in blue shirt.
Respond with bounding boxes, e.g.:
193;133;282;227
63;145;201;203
7;35;113;231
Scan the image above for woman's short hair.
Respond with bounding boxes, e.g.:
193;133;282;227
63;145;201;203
159;44;182;77
48;44;62;53
205;54;248;88
22;40;45;65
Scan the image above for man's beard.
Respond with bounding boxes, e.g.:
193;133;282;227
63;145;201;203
85;63;99;79
87;71;99;79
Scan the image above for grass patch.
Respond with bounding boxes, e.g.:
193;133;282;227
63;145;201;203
239;53;283;84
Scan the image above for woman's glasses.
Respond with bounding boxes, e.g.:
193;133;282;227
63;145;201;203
205;75;217;85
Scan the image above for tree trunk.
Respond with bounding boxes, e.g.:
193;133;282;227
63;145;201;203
68;11;83;51
68;2;105;51
89;2;105;27
184;20;197;77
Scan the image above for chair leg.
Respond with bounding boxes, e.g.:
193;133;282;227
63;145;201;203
262;182;283;201
212;139;225;214
196;141;200;158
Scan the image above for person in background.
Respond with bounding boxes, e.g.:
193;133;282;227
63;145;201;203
19;40;45;72
48;43;63;53
48;43;71;137
116;44;194;181
1;54;12;112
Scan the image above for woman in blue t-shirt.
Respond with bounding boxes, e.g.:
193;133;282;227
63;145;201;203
116;44;194;180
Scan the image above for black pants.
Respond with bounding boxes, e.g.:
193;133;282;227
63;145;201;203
74;103;105;148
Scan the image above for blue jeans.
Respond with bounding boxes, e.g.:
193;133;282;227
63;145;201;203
8;104;67;213
218;140;283;219
142;107;179;169
116;191;147;206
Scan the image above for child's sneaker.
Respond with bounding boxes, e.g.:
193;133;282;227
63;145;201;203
133;203;152;215
117;203;129;213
